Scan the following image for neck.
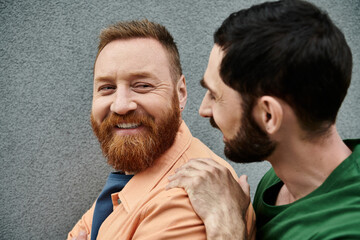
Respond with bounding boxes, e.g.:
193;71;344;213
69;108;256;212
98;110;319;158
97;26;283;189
268;126;352;204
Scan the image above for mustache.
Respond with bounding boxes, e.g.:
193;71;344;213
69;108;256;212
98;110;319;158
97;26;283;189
99;112;156;135
104;112;155;125
209;117;220;129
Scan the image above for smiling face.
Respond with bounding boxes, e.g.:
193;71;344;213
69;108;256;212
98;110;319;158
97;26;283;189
200;44;275;163
91;38;185;173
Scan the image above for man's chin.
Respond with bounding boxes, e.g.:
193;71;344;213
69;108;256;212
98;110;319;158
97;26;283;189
224;144;266;164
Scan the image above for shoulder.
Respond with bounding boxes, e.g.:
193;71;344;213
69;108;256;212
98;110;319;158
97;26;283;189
144;187;196;213
344;138;360;166
134;187;206;239
253;168;279;206
257;168;279;190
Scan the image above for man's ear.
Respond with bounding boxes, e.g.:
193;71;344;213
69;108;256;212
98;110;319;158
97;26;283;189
177;75;187;112
253;96;283;134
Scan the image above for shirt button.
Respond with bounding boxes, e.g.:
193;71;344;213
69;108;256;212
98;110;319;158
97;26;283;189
117;199;121;205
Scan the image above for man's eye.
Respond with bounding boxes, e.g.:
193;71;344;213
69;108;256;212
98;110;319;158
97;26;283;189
98;85;115;91
207;91;216;100
135;83;152;88
133;83;153;92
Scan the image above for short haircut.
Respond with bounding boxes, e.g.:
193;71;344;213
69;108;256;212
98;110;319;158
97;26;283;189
214;0;352;137
96;19;182;82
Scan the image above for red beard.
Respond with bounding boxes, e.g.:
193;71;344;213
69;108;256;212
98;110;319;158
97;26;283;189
91;93;181;173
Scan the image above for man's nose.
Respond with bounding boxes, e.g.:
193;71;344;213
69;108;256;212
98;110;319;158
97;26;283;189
110;88;137;115
199;95;212;118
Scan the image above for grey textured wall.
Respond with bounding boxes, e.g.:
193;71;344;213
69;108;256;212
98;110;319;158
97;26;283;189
1;0;359;239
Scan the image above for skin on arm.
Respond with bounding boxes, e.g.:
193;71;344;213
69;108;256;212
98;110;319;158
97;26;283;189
166;158;253;240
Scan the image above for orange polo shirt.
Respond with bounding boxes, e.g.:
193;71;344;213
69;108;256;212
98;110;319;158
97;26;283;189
68;121;255;239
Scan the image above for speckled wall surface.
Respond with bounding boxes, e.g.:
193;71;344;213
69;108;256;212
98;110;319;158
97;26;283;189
1;0;359;238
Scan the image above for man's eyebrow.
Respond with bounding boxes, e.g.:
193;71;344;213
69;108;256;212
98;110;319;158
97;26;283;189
128;71;157;80
200;78;218;97
94;75;112;83
200;78;208;89
94;71;159;82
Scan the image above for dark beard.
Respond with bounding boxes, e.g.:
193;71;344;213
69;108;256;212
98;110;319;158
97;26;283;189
224;101;276;163
91;92;181;173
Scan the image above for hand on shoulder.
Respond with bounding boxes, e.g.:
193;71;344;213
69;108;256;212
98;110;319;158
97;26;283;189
166;158;251;240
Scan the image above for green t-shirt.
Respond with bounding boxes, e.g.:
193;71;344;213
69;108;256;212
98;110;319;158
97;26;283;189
253;139;360;240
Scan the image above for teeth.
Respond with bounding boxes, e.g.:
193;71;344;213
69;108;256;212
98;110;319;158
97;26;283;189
117;123;140;129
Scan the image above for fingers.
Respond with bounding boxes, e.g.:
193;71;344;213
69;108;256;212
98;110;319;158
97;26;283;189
166;158;228;191
176;158;216;173
165;176;187;190
167;160;204;184
179;158;230;177
166;162;201;190
238;175;250;198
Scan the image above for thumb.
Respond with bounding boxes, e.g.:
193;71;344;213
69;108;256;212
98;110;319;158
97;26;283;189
238;175;250;198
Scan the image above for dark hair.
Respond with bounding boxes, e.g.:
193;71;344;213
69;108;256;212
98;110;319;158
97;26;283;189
96;19;182;82
214;0;352;136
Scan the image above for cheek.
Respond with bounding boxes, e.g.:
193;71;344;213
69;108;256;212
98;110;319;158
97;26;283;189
140;93;174;117
213;104;224;120
214;108;238;134
216;116;228;132
143;102;168;122
212;108;226;128
91;99;111;124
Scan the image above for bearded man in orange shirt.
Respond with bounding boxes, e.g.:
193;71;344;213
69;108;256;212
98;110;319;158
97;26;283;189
68;20;255;240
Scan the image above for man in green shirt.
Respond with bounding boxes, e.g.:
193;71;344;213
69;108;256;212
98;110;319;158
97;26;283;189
167;0;360;239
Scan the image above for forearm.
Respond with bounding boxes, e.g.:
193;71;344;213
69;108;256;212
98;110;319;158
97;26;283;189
204;210;247;240
204;202;257;240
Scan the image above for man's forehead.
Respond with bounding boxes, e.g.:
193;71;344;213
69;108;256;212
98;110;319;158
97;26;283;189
95;38;168;66
93;38;172;83
202;46;224;85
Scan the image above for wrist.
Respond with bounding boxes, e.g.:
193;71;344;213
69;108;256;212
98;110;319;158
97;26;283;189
204;213;246;240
